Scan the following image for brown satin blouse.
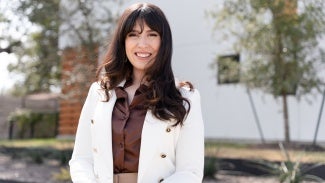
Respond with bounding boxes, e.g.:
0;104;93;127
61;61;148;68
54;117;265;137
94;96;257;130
112;81;148;173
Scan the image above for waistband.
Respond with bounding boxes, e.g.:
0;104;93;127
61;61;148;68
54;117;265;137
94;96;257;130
113;173;138;183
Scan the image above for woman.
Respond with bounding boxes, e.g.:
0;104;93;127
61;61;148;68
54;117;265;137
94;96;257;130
69;2;204;183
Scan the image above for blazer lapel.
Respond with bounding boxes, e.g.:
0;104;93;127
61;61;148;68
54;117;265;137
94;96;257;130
138;111;166;182
92;80;124;181
93;80;126;141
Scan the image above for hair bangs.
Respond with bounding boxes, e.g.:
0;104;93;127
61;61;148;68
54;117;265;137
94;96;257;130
122;5;164;38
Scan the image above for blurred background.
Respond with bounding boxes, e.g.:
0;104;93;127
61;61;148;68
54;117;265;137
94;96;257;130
1;0;325;182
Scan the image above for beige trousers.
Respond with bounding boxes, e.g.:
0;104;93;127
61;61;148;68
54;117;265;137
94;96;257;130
113;173;138;183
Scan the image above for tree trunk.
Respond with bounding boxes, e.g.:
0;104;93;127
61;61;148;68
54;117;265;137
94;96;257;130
282;93;290;143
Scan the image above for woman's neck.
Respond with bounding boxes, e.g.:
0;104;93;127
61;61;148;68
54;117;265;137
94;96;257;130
132;70;146;86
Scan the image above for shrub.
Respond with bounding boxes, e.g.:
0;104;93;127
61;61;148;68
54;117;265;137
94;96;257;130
276;143;324;183
7;109;58;138
52;167;71;182
247;143;324;183
204;156;219;179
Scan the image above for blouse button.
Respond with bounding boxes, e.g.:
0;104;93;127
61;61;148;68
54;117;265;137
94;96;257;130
91;119;94;124
166;128;171;132
160;153;166;158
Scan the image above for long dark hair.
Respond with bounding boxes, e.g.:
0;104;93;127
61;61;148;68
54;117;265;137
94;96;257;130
97;3;192;126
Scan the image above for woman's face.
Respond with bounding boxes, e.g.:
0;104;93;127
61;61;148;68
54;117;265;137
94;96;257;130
125;21;161;77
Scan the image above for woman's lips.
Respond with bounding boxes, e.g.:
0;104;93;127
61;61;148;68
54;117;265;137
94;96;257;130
135;52;151;58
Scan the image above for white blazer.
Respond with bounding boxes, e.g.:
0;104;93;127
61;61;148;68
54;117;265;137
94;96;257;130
69;81;204;183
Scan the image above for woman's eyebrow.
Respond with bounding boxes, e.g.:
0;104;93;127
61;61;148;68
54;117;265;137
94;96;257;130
130;29;140;33
129;28;156;33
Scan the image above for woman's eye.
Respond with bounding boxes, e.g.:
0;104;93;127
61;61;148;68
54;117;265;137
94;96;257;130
149;33;159;37
128;33;138;37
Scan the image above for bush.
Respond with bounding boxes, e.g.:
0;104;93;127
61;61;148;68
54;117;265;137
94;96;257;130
204;156;219;179
52;167;71;182
8;109;58;139
247;143;325;183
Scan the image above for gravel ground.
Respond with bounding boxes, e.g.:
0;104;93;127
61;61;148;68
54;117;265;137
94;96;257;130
0;153;70;183
206;174;323;183
205;175;278;183
0;152;276;183
0;153;321;183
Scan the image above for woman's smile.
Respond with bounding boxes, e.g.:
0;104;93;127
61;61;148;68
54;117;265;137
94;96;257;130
135;52;152;58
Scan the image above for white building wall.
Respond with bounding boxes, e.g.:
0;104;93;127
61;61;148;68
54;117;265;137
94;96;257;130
59;0;325;142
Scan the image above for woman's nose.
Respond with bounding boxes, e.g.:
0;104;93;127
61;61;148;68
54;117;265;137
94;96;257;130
137;36;148;47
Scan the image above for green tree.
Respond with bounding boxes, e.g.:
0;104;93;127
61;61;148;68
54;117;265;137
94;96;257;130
0;3;23;57
58;0;124;102
6;0;61;95
4;0;123;97
208;0;325;143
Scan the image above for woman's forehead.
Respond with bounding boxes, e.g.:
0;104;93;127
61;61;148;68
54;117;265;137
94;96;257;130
131;19;157;32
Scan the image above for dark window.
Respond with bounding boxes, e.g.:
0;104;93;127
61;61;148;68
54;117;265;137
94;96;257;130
217;54;240;84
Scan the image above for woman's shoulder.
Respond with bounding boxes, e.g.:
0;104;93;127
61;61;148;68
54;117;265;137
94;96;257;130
89;81;107;96
89;81;102;91
88;81;110;101
175;79;200;99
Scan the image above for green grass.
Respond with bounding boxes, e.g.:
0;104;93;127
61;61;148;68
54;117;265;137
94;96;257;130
0;138;74;150
205;141;249;149
1;138;325;164
0;139;74;165
205;141;325;163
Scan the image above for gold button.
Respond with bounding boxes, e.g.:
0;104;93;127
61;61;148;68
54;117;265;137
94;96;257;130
166;128;171;132
160;154;166;158
91;119;94;124
159;178;164;182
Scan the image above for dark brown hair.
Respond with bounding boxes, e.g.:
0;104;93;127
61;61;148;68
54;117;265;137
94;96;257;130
97;3;192;126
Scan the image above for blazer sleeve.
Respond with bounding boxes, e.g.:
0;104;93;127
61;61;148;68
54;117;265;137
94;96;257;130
69;82;99;183
163;88;205;183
